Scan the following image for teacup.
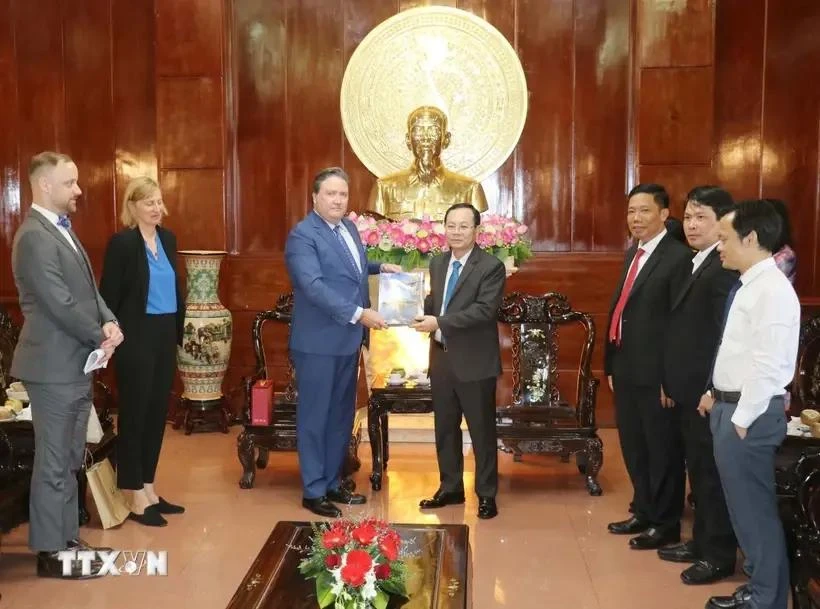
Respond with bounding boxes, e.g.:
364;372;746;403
388;374;403;384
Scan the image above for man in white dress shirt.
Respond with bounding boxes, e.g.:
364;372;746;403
698;199;800;609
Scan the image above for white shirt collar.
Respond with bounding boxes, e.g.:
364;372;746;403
739;256;776;285
31;203;61;226
449;248;473;267
691;241;719;271
314;210;344;231
637;228;667;256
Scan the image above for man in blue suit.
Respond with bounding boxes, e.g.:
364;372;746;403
285;167;401;517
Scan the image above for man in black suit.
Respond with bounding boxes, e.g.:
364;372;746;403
412;203;506;520
658;186;739;584
605;183;693;549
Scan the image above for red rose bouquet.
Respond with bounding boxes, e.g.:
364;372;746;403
298;518;408;609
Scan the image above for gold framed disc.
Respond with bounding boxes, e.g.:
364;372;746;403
341;6;528;182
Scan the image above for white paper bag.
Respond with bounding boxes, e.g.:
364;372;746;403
86;406;104;444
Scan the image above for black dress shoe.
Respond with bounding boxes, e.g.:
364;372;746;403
419;489;466;509
66;538;114;553
302;497;342;518
155;497;185;514
37;550;103;579
607;516;649;535
629;527;680;550
326;488;366;505
681;560;734;585
477;497;498;519
706;585;752;609
658;540;699;563
128;504;168;527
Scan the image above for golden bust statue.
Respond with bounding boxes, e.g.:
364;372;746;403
367;106;488;221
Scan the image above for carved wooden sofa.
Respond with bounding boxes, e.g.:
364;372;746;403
496;292;603;495
237;293;363;489
0;307;117;541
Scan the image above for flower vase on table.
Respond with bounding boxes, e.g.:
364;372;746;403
299;518;408;609
175;250;232;434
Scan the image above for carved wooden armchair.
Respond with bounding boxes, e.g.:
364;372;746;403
0;307;117;536
237;293;363;489
496;292;603;495
786;452;820;609
794;315;820;415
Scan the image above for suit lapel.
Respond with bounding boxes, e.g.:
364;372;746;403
30;210;95;289
311;213;357;280
626;235;669;303
610;245;638;313
342;217;367;273
135;228;150;307
446;248;480;305
432;254;447;313
672;248;717;310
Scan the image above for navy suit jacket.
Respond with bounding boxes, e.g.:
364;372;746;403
285;211;380;356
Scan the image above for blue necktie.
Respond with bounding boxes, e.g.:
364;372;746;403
57;215;71;229
333;225;360;276
707;279;742;390
442;261;462;312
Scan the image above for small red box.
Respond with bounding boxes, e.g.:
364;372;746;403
251;379;274;426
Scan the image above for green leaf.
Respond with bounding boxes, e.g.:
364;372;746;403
380;579;407;596
316;571;336;608
373;590;390;609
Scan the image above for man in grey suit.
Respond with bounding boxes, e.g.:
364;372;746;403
11;151;124;578
412;203;506;519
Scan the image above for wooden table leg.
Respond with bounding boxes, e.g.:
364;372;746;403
368;394;384;491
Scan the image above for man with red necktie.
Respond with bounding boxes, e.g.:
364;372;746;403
604;183;692;550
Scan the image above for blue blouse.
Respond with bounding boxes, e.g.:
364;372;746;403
146;237;177;314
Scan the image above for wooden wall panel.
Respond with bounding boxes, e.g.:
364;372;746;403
112;0;159;206
638;0;713;68
759;0;820;296
157;78;225;169
284;1;346;233
516;0;574;251
233;0;288;253
638;67;714;165
160;169;227;251
62;0;116;268
712;0;764;200
14;0;65;206
574;0;631;251
0;0;19;275
156;0;224;76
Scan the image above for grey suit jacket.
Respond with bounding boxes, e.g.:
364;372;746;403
424;247;506;383
10;209;116;383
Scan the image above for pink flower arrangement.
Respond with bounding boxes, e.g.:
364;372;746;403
348;211;532;269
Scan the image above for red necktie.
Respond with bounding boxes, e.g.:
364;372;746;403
608;248;645;345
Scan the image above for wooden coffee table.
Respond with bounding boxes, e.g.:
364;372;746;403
226;521;470;609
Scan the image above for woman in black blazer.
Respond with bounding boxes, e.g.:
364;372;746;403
100;177;186;527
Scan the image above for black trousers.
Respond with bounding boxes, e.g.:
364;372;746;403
613;379;685;531
681;402;737;567
115;314;177;490
430;344;498;498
